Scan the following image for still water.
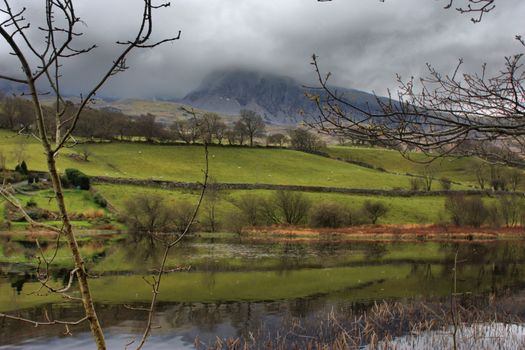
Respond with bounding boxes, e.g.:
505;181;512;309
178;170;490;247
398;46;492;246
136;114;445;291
1;234;525;348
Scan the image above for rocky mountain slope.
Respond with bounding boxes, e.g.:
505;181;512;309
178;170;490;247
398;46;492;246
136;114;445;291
183;69;384;125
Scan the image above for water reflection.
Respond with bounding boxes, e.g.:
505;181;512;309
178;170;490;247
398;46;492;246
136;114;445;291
2;238;525;347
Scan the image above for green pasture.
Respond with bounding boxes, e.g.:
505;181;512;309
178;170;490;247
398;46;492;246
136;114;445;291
13;189;103;215
0;130;438;190
327;145;524;189
95;183;453;225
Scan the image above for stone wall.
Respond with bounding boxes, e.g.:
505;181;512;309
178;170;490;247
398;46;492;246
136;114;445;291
91;176;524;197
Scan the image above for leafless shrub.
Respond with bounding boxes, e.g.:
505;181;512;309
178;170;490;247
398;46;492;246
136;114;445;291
308;201;347;228
445;194;487;227
272;190;311;225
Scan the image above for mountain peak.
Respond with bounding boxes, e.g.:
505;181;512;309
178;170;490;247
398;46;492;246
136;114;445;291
183;69;381;125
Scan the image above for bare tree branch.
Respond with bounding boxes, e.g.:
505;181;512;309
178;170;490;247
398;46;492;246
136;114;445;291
308;53;525;166
0;313;88;327
128;144;209;350
0;2;179;349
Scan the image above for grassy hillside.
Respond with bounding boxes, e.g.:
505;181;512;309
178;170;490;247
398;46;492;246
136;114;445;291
327;145;525;191
0;130;424;190
327;145;486;186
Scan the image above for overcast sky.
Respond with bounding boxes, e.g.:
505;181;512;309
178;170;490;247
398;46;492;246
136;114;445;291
0;0;523;99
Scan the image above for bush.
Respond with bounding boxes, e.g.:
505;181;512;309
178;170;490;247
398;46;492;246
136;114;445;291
60;174;70;188
65;168;90;190
122;194;198;238
15;160;28;175
439;177;452;190
224;208;244;235
498;195;525;227
93;193;108;208
83;208;106;219
363;200;389;224
171;200;197;234
309;201;347;228
288;128;326;155
272;190;311;225
347;207;372;226
233;194;268;227
444;194;487;227
26;198;37;208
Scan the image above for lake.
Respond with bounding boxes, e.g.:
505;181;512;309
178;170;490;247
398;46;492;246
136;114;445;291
1;234;525;348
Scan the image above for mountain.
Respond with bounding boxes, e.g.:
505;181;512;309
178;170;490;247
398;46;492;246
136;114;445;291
0;80;28;96
182;69;385;125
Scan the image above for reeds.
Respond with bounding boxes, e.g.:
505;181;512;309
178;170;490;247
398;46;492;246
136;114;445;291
195;298;524;349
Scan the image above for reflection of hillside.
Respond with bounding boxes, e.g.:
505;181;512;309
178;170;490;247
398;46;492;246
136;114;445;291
3;240;525;347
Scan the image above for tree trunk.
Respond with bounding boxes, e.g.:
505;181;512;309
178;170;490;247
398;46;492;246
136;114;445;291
45;150;107;349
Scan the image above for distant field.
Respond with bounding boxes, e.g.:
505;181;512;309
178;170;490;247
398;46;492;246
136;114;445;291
0;130;516;191
0;130;420;190
96;183;453;225
327;145;486;187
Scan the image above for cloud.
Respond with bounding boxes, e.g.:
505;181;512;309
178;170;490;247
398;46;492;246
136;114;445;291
0;0;523;98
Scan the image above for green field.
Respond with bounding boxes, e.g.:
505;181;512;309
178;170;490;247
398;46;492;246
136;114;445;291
0;129;513;231
96;183;452;225
14;189;104;215
0;130;460;190
327;145;516;188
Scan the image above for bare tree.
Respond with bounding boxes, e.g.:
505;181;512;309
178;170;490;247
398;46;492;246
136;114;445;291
240;109;266;147
198;112;224;144
421;165;435;192
12;137;27;165
172;117;200;144
135;113;163;142
75;145;92;162
472;163;489;189
507;168;523;191
0;1;180;349
234;120;248;145
267;133;288;147
272;190;311;225
225;126;238;145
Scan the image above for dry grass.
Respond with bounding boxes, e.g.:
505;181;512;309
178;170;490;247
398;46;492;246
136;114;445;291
196;297;523;350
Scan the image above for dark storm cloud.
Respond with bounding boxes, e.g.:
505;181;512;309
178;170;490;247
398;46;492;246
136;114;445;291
1;0;523;98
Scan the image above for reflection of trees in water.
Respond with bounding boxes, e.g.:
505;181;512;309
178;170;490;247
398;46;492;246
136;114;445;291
7;272;30;294
364;243;388;260
0;236;38;263
440;241;525;266
119;235;199;272
311;236;345;257
287;297;325;318
437;241;525;295
277;241;307;271
409;263;434;280
202;271;216;291
121;235;162;269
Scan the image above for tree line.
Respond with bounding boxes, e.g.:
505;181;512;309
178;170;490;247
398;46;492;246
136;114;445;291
0;95;329;151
